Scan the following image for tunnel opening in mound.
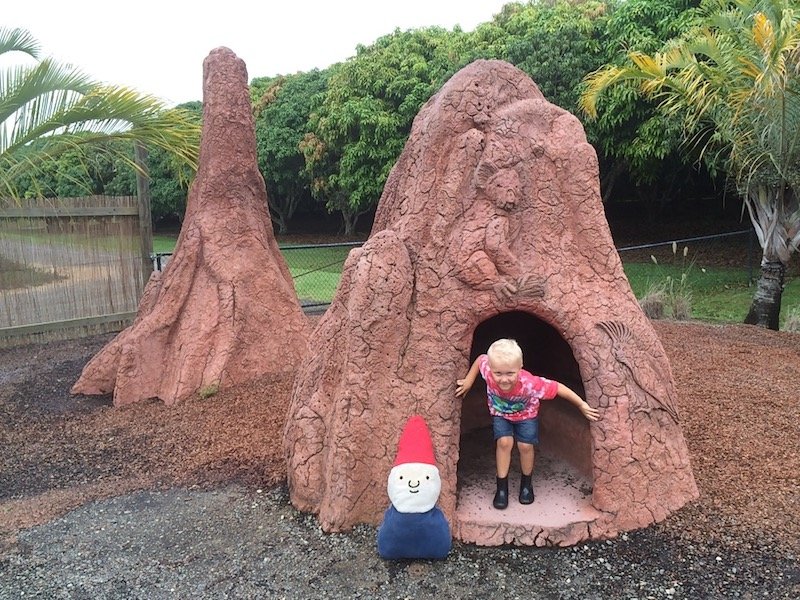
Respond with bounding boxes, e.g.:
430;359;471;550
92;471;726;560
455;311;599;542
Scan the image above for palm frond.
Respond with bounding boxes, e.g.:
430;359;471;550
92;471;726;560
580;62;655;117
0;28;200;201
0;57;95;125
0;27;40;58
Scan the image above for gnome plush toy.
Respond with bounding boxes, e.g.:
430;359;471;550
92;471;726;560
377;415;452;560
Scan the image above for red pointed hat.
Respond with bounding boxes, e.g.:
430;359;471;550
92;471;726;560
393;415;437;467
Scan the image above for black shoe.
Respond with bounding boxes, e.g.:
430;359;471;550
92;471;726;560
493;476;509;509
519;473;534;505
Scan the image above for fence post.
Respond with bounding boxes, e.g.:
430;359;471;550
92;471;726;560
135;143;154;290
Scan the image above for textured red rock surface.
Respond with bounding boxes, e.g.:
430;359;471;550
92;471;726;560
71;48;309;407
284;59;698;545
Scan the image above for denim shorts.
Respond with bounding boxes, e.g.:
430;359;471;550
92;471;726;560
492;416;539;444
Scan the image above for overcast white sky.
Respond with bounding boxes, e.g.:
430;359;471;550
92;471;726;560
4;0;512;106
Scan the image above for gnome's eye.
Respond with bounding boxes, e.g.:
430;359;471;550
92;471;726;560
399;476;403;480
426;476;430;480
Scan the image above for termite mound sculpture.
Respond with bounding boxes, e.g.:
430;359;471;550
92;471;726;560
73;48;309;406
284;59;697;546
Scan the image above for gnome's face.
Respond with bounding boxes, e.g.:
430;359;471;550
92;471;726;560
387;462;441;513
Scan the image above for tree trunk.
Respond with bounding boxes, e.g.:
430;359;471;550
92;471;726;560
744;260;785;330
269;193;302;235
271;211;289;235
340;209;361;237
600;159;626;203
741;183;797;330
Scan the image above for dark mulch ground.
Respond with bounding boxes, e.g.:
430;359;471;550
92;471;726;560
1;316;799;597
1;318;798;554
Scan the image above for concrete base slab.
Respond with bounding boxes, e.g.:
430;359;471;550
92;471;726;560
454;427;601;546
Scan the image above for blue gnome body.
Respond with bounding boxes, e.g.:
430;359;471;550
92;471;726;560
377;504;451;560
377;415;452;560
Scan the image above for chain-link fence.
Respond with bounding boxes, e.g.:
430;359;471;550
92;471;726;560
152;230;761;311
280;242;361;309
617;229;758;283
152;241;361;310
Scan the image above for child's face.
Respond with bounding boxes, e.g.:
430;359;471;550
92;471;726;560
488;356;522;392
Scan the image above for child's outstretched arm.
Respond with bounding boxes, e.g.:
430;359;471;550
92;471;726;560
456;357;482;398
557;383;600;421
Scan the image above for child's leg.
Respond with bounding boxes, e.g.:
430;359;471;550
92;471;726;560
516;418;539;504
495;436;514;478
492;417;515;509
518;442;535;476
517;443;535;504
493;436;513;509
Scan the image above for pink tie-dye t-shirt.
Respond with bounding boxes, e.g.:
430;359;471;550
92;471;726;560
479;354;559;421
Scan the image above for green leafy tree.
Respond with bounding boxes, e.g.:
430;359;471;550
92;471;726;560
302;27;469;235
12;143;113;198
485;0;610;114
0;27;200;201
253;70;328;234
581;0;800;329
470;0;702;210
144;101;201;225
10;102;201;227
9;137;137;199
100;138;198;226
589;0;702;205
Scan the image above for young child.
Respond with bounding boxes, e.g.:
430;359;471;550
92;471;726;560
455;338;599;509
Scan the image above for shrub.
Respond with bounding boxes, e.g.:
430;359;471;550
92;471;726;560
784;306;800;332
639;283;667;319
641;244;695;321
670;287;693;321
198;382;220;400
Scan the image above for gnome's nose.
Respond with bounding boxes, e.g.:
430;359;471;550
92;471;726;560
408;480;420;493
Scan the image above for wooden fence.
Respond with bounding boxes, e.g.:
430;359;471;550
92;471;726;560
0;195;152;348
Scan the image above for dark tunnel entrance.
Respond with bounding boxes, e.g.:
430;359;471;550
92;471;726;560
455;311;596;530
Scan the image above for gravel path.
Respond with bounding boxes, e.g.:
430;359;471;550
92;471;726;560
2;486;797;599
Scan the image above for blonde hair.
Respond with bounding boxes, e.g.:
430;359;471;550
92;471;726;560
487;338;523;367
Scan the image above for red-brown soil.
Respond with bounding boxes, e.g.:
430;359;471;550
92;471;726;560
1;317;798;555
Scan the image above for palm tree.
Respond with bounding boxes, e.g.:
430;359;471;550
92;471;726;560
580;0;800;330
0;27;200;199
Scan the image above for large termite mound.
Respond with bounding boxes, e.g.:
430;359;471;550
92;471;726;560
73;47;309;407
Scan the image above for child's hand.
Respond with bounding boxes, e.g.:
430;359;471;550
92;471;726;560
580;401;600;421
456;358;481;398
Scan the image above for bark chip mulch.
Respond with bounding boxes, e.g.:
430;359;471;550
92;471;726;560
1;319;798;557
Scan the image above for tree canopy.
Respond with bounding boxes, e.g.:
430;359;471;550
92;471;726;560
301;26;473;234
252;69;328;234
8;2;773;245
581;0;800;328
292;1;707;229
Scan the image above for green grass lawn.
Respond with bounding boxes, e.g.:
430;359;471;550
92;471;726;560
153;234;179;254
283;245;354;304
154;235;354;305
149;234;800;325
622;261;800;326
